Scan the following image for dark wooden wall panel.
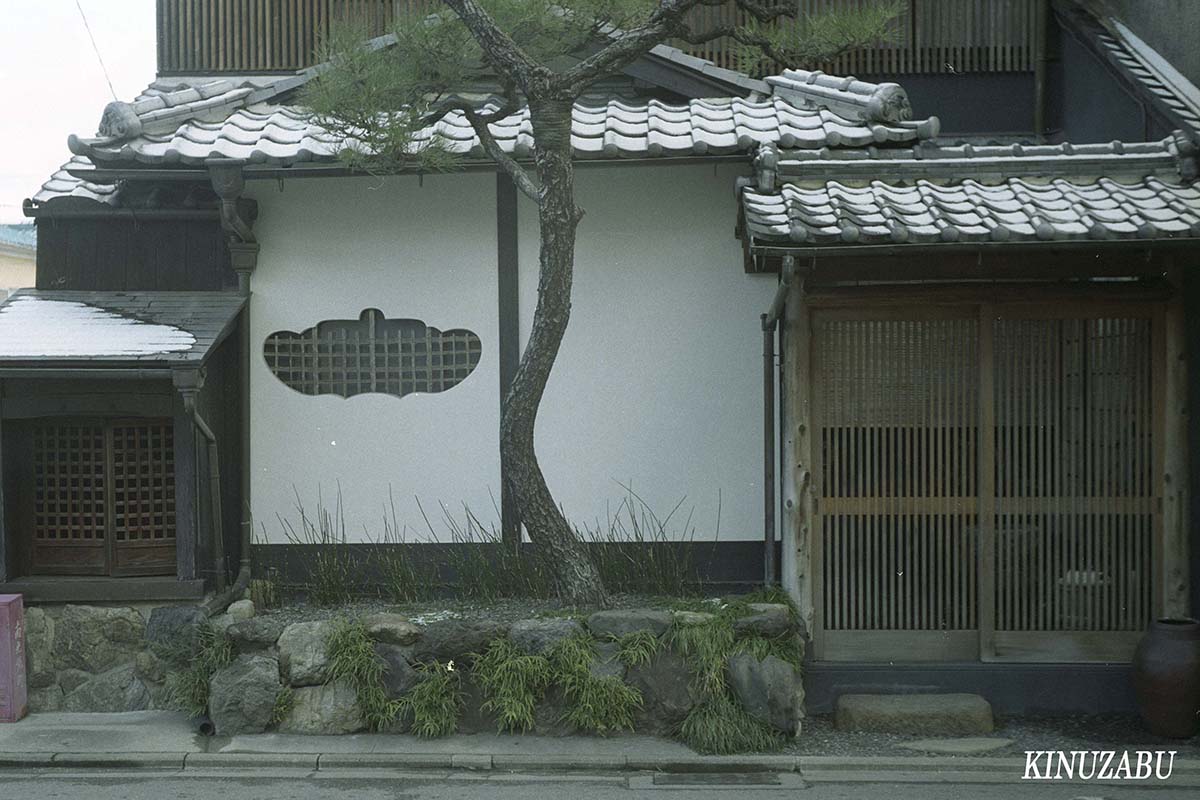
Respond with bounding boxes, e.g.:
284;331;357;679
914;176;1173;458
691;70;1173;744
35;218;235;292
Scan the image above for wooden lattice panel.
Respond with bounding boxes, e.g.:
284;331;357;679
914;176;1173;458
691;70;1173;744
26;419;177;577
814;315;980;660
810;306;1163;663
31;423;108;574
992;318;1155;651
265;309;482;399
111;422;177;575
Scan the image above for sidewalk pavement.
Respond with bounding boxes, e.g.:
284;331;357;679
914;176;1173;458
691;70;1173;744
1;712;1197;787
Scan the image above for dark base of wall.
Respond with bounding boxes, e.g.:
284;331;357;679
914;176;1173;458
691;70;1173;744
804;662;1136;715
252;540;780;596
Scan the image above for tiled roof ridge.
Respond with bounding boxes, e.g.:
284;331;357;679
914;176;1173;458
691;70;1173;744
767;69;917;125
746;131;1200;193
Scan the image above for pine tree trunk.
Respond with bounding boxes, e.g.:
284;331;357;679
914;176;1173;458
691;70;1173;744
500;96;607;606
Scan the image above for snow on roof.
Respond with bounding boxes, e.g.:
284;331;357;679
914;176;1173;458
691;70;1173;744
0;290;246;365
0;296;195;357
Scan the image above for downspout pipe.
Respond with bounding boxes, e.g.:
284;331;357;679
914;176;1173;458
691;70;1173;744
760;255;796;587
1034;0;1049;140
186;400;226;595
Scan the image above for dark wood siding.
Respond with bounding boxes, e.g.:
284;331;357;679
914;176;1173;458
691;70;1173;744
35;218;235;292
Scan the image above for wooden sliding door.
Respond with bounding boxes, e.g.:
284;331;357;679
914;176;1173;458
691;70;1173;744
810;303;1162;663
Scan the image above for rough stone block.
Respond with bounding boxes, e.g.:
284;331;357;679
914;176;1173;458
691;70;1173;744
731;604;793;639
727;653;804;735
144;605;205;654
835;693;994;736
587;609;672;639
226;616;286;652
509;618;583;655
363;613;421;646
63;664;151;713
278;679;365;734
410;619;508;665
208;654;282;735
277;620;333;686
53;605;146;672
375;643;420;699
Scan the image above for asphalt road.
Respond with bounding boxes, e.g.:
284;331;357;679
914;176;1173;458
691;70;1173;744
0;771;1194;800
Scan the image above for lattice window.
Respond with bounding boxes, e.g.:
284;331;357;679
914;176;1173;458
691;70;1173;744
33;423;106;546
27;419;177;576
264;309;482;399
112;422;176;544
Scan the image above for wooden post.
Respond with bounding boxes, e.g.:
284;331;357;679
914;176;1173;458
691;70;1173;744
1162;267;1191;617
781;277;815;637
173;389;198;582
978;304;997;659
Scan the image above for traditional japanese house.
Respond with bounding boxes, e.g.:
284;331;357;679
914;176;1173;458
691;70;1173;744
2;0;1197;712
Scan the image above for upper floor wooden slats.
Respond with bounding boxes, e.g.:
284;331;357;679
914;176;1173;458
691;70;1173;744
157;0;1041;76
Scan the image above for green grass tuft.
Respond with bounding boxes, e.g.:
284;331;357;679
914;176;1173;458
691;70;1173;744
472;638;553;733
164;623;233;718
549;635;641;735
270;686;294;728
678;694;782;755
325;618;402;731
615;630;660;668
398;661;464;737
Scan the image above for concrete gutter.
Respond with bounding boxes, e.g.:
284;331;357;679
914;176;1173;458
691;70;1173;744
2;750;1199;787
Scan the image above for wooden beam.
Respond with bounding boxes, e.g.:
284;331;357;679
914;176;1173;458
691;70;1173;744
805;281;1175;309
0;577;205;603
782;279;816;640
173;391;198;582
1161;264;1191;617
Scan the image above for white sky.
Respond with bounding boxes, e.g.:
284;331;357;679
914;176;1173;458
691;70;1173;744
0;1;156;223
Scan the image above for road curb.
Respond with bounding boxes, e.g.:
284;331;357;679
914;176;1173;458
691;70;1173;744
1;751;1194;778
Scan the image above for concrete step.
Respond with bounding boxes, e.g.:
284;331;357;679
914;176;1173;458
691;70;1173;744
834;693;995;736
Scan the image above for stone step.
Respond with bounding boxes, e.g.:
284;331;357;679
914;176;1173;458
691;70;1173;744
834;693;994;736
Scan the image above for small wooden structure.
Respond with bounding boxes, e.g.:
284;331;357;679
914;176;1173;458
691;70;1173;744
0;291;246;601
741;82;1199;662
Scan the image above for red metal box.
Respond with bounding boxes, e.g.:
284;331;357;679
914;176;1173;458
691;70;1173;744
0;594;28;722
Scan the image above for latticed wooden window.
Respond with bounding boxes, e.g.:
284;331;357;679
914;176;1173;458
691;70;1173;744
264;309;482;399
28;419;176;577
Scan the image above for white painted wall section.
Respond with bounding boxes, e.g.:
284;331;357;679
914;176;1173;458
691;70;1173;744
248;173;501;543
517;163;776;541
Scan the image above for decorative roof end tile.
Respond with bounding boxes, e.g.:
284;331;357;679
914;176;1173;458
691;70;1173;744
767;69;913;124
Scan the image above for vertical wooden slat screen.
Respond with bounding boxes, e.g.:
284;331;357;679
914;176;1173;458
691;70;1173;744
157;0;1039;75
811;304;1162;664
990;315;1156;661
813;312;980;661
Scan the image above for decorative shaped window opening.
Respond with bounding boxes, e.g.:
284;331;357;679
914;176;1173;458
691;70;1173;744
264;309;483;399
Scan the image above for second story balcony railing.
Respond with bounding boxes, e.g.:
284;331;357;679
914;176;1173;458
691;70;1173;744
156;0;1043;77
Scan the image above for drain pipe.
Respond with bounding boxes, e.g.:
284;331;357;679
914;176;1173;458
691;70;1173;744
760;254;796;587
185;396;226;595
1033;0;1049;140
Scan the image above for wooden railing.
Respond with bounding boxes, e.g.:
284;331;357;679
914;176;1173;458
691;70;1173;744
157;0;1041;76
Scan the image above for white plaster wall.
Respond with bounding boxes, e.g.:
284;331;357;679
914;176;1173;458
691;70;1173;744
247;173;501;543
517;163;777;541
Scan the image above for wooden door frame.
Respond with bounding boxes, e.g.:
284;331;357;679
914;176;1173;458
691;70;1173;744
790;283;1183;664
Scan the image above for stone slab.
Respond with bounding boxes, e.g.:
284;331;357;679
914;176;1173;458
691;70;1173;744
0;711;201;753
896;737;1015;755
835;693;994;735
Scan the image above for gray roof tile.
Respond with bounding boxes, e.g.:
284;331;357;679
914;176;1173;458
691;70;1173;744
742;135;1200;246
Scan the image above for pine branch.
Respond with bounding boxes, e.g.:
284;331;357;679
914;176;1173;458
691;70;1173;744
559;0;705;95
422;88;541;202
439;0;551;94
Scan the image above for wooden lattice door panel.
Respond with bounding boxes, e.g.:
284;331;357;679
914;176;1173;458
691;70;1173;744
812;312;981;661
26;419;177;577
110;422;177;576
30;423;108;575
989;316;1157;661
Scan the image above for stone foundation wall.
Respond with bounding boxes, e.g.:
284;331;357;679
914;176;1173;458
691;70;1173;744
23;600;255;714
24;600;806;741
